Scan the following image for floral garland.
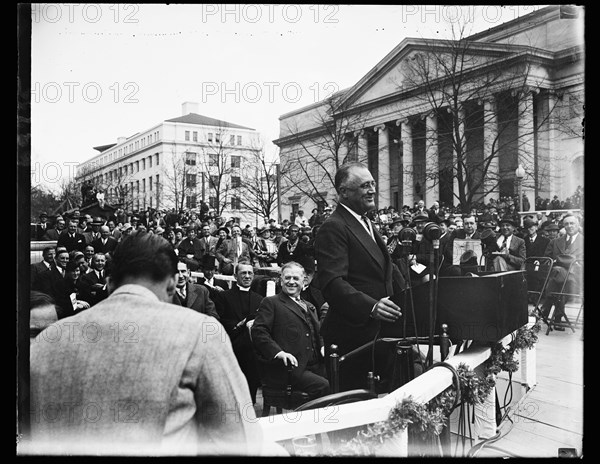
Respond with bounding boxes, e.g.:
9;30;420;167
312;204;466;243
330;321;541;456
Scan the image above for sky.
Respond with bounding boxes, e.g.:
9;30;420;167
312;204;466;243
29;4;550;192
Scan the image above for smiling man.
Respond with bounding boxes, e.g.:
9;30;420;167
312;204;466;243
314;162;405;392
251;261;329;401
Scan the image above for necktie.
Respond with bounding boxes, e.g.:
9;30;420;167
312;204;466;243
362;216;373;240
566;236;572;249
294;296;307;312
500;237;507;250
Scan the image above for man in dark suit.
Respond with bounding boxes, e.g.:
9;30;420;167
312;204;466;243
276;224;308;266
91;226;119;256
252;262;330;401
453;214;481;240
523;217;550;258
42;216;66;241
31;246;55;290
172;261;220;320
488;218;526;272
196;254;229;301
213;261;264;404
34;249;70;300
539;214;584;329
83;217;105;245
79;252;109;307
314;162;404;392
57;219;87;253
34;212;51;240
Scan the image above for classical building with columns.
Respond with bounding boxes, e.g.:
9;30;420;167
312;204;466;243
274;5;584;220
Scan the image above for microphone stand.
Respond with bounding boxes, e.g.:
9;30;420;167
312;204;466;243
426;238;440;368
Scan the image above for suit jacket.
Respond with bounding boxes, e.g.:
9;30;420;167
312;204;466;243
496;234;526;270
314;205;405;359
110;228;123;242
453;229;482;240
79;269;109;307
252;293;324;383
29;284;262;455
525;234;550;258
91;236;119;255
172;282;220;320
34;265;65;297
42;228;63;241
214;285;264;341
31;260;53;290
83;231;102;245
216;238;251;267
545;233;584;262
35;222;51;241
198;235;219;256
57;231;87;253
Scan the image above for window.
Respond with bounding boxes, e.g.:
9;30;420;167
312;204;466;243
193;131;198;142
149;177;152;191
142;158;146;170
136;180;139;194
185;131;190;141
136;161;139;172
209;197;217;209
237;135;242;146
231;196;241;210
155;174;160;194
210;175;219;189
230;135;235;145
215;133;220;143
186;195;197;209
186;173;197;189
209;154;219;166
231;155;241;168
119;167;123;177
185;152;196;166
208;132;213;142
156;153;160;165
231;176;241;188
148;156;152;168
142;178;146;193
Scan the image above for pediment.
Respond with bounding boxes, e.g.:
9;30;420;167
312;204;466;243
338;38;520;110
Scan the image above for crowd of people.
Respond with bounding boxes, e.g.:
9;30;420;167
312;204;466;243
28;170;583;455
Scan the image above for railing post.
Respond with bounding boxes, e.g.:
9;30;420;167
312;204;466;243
440;324;450;361
329;344;340;394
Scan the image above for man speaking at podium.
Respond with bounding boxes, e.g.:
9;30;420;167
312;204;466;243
314;162;405;392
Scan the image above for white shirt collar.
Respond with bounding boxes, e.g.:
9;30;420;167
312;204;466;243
237;284;250;292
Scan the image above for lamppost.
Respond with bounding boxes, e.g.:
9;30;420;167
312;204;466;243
515;164;525;225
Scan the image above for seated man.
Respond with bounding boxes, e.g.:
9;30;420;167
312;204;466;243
172;261;220;320
251;261;330;401
488;218;526;272
539;214;584;329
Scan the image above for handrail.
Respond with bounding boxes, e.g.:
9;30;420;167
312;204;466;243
258;328;523;443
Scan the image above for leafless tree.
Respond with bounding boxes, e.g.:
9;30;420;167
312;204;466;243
279;92;368;207
397;20;583;212
237;139;281;222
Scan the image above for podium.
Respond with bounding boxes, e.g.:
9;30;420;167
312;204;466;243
393;270;528;342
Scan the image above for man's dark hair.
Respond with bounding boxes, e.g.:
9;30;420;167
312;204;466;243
30;290;57;310
334;162;368;192
110;231;178;287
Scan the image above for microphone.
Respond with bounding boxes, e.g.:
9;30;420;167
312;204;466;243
422;222;442;248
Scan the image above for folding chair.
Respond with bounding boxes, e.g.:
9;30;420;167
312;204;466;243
520;257;554;319
546;258;583;335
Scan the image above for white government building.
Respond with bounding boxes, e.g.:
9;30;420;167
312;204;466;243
274;5;584;220
76;101;263;224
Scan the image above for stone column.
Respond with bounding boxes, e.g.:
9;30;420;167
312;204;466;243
452;105;465;202
398;119;413;207
374;124;391;209
517;88;537;205
425;112;439;206
354;129;368;165
483;98;499;203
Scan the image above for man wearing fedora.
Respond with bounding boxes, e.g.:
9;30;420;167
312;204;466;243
523;217;550;258
83;217;105;245
488;217;526;272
